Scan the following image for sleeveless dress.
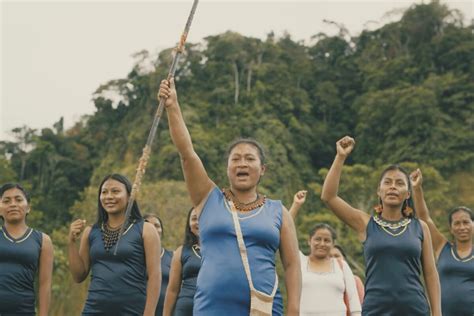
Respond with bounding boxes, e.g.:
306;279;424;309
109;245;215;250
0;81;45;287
82;220;147;315
0;226;42;315
156;248;173;316
437;242;474;316
363;216;429;315
173;244;201;316
193;187;283;316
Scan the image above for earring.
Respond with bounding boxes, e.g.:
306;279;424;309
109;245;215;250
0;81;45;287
402;200;413;217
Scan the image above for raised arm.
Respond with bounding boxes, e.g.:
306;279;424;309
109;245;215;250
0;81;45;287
68;219;91;283
143;222;161;316
159;79;214;212
420;220;442;316
279;207;302;316
410;169;447;258
163;246;183;316
38;233;54;316
288;190;307;220
321;136;370;239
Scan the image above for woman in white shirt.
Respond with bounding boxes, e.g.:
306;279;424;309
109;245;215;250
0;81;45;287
290;190;361;316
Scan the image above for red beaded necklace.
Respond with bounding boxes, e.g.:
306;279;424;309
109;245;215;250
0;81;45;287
222;188;266;212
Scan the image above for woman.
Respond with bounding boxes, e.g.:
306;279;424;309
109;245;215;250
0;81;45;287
68;173;161;316
144;213;174;316
163;208;201;316
321;136;441;316
410;168;473;316
0;183;54;316
289;190;361;316
330;245;365;304
158;79;301;315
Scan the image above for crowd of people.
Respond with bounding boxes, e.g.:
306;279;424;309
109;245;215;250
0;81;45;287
0;78;472;316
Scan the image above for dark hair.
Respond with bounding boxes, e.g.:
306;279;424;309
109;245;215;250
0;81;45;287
143;213;164;238
448;206;473;226
97;174;142;226
226;138;266;166
0;183;30;204
308;223;337;242
377;164;415;218
333;245;347;259
183;207;199;247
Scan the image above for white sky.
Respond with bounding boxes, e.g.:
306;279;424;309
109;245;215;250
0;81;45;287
1;0;473;141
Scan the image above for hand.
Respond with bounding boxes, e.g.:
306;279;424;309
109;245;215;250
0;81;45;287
336;136;355;158
158;78;178;108
69;219;86;243
293;190;307;206
410;168;423;189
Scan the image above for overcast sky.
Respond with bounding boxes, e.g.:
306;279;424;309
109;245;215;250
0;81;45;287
1;0;472;141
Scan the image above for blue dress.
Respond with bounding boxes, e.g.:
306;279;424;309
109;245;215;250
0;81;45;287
82;220;147;315
363;216;429;315
156;248;173;316
0;226;42;316
174;244;201;316
194;187;283;316
437;242;474;316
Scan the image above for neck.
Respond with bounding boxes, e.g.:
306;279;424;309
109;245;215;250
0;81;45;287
230;187;258;204
381;205;403;221
107;212;126;228
456;239;472;251
4;221;28;235
308;253;330;262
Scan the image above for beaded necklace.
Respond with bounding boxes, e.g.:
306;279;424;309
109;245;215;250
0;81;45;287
222;188;266;212
101;221;127;252
373;214;411;237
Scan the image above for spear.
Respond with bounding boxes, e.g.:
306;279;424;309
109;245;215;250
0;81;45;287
114;0;199;255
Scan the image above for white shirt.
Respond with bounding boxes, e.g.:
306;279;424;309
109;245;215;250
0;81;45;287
300;252;362;316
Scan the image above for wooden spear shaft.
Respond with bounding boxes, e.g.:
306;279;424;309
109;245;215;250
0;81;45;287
114;0;199;255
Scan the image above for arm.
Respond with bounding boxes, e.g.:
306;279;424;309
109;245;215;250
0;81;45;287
68;219;91;283
341;260;362;316
288;190;307;220
38;234;54;316
420;220;442;316
279;207;301;316
410;169;447;258
143;222;161;316
159;79;214;212
321;136;370;240
163;246;183;316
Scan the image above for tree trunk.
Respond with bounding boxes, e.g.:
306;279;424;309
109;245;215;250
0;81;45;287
233;61;239;105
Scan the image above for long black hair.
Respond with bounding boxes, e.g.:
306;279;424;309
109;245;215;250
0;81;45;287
97;174;142;226
377;164;415;218
183;207;198;247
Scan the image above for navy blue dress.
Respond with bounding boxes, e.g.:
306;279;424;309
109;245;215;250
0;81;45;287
174;244;201;316
363;216;429;315
156;248;173;316
437;242;474;316
0;226;42;316
82;220;147;315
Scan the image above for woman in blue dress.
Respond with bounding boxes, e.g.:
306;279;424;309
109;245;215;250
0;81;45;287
158;79;301;315
144;213;174;316
68;173;161;316
0;183;54;316
163;208;201;316
411;168;473;316
321;136;441;316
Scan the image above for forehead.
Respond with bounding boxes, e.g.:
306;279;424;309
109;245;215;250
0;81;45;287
229;143;259;156
451;211;472;222
381;169;407;181
101;179;126;190
190;209;198;217
312;228;333;238
1;188;26;199
146;216;160;225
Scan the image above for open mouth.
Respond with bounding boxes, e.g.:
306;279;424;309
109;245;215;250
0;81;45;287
236;171;249;178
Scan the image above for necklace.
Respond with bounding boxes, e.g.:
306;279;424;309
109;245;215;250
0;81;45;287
373;214;411;237
101;221;125;252
192;244;201;259
222;188;266;212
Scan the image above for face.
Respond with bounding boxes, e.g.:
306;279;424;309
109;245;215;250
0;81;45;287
0;188;29;224
227;143;265;191
450;211;473;243
146;216;163;237
100;179;128;216
308;228;334;259
377;169;410;208
189;209;199;237
330;247;343;259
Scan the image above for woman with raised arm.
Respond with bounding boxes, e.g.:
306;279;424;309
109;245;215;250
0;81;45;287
321;136;441;316
0;183;54;316
163;208;201;316
144;213;174;316
158;79;301;316
289;190;361;316
410;168;473;316
68;173;161;316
